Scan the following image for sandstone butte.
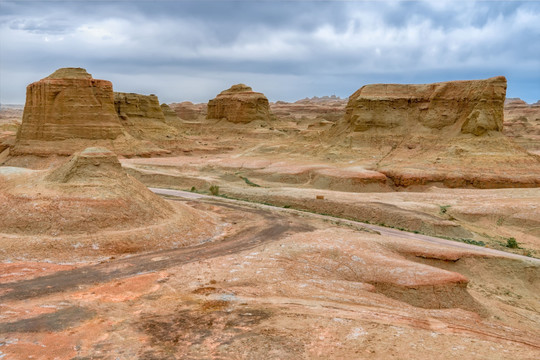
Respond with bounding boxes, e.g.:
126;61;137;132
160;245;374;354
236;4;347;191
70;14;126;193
114;92;180;140
345;76;506;136
12;68;165;157
206;84;273;123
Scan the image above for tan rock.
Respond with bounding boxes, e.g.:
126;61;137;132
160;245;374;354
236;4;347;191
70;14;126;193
114;92;179;140
207;84;273;123
17;68;124;142
345;76;506;136
169;101;207;121
11;68;167;158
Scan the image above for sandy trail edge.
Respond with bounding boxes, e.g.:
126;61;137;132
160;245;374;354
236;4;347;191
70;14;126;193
149;187;540;264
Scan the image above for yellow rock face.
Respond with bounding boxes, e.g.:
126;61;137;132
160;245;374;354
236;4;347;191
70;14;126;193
345;76;506;136
207;84;273;123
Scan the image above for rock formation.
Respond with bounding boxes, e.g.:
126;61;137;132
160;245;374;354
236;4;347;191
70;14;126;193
207;84;273;123
17;68;124;142
11;68;165;158
169;101;207;121
0;147;216;260
114;92;179;140
345;76;506;136
503;98;540;154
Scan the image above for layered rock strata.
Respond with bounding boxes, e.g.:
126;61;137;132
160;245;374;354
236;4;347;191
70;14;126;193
12;68;165;157
207;84;272;123
345;76;507;136
114;92;179;140
0;147;216;260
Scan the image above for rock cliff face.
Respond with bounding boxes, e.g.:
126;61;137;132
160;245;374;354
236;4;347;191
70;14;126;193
207;84;272;123
11;68;167;158
17;68;124;141
503;98;540;154
345;76;506;136
114;92;179;139
169;101;207;121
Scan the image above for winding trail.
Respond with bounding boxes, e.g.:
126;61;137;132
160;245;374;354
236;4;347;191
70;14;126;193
151;187;540;264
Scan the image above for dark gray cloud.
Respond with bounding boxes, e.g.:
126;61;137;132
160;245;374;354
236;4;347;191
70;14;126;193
1;0;539;104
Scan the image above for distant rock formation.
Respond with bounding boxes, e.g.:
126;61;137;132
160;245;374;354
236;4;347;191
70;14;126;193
503;98;540;154
169;101;207;121
11;68;166;157
114;92;179;140
345;76;506;136
207;84;273;123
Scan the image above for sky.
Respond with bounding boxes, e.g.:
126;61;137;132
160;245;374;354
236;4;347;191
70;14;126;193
0;0;539;104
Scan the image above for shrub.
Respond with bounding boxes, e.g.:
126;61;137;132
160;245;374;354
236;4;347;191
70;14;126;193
506;237;519;249
209;185;220;196
439;205;451;215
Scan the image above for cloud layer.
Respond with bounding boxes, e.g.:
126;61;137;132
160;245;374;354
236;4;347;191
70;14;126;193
1;0;539;104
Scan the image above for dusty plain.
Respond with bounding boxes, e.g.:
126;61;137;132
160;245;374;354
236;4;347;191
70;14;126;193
0;72;539;359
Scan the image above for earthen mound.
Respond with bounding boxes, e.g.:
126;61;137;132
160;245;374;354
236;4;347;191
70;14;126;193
207;84;273;123
169;101;207;121
0;147;217;260
11;68;165;158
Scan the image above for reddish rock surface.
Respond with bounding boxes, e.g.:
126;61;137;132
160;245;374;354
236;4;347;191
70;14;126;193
207;84;273;123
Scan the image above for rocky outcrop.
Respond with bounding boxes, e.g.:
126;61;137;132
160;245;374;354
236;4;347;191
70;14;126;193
11;68;166;157
503;98;540;154
169;101;207;121
114;92;179;140
345;76;506;136
207;84;273;123
17;68;124;142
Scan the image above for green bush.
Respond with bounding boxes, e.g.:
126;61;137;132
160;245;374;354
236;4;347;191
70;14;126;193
209;185;220;196
506;237;519;249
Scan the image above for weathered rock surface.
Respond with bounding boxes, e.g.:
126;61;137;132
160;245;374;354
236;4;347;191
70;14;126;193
207;84;273;123
503;98;540;154
0;147;216;260
12;68;166;157
169;101;207;121
17;68;124;142
114;92;179;140
345;76;506;136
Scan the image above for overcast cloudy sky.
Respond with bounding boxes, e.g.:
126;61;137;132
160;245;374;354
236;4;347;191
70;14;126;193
1;0;539;104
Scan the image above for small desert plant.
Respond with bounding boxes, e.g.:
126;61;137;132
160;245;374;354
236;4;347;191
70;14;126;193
506;237;519;249
190;186;196;192
240;176;260;187
439;205;451;215
209;185;220;196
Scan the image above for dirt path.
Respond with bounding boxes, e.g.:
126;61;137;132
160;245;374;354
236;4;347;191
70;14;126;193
151;187;540;264
0;201;313;302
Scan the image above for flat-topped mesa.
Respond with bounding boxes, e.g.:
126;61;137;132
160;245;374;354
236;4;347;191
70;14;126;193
17;67;124;142
207;83;273;123
345;76;507;136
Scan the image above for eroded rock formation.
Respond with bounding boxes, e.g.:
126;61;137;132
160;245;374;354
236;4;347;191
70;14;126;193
114;92;179;140
0;147;216;259
17;68;124;142
11;68;166;157
345;76;506;136
207;84;272;123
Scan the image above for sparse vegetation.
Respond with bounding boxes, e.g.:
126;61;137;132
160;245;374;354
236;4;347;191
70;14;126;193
505;237;519;249
209;185;220;196
439;205;451;215
240;176;261;187
190;186;196;192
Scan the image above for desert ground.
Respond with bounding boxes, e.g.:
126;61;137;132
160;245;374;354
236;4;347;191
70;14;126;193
0;69;539;359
